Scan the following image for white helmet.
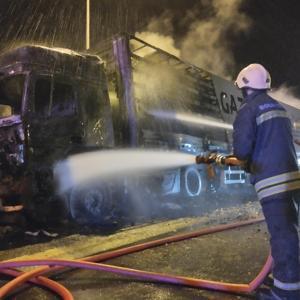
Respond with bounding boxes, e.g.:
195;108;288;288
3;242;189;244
235;63;271;90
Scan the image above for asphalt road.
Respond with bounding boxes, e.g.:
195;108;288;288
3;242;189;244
0;201;270;300
53;222;269;300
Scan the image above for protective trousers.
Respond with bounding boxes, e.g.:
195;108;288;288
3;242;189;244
261;194;300;297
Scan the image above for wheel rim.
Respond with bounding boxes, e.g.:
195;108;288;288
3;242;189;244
84;189;105;217
184;167;202;197
69;185;109;223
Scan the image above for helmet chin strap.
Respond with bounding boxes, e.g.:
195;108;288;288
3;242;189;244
241;88;254;98
241;88;266;99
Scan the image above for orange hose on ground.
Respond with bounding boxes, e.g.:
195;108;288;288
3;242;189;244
1;218;266;286
85;217;265;262
0;217;270;299
249;254;273;291
0;255;272;298
0;268;73;300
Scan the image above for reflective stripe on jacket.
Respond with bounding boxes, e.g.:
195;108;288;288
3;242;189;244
255;170;300;200
233;91;299;201
274;278;300;291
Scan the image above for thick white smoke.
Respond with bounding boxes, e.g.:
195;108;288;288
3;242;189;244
268;85;300;110
133;61;191;111
135;0;251;78
135;12;179;57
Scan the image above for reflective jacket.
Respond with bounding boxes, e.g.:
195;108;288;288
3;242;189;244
233;90;300;201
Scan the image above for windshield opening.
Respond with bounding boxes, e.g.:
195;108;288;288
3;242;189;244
34;76;78;117
0;75;25;115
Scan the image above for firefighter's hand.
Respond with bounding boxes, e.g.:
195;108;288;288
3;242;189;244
223;155;240;166
224;156;249;171
223;155;246;167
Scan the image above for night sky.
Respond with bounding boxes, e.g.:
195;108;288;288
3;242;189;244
0;0;300;92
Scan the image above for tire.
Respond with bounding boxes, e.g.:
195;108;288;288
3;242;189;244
182;166;205;197
68;183;115;225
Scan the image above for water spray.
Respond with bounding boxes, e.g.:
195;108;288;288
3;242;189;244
54;149;196;192
54;148;244;193
149;110;233;130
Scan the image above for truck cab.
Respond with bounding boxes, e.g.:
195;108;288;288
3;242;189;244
0;45;114;221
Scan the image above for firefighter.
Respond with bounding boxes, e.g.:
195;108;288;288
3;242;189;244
234;63;300;300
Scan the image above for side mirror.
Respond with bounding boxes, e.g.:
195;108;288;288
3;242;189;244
0;104;12;118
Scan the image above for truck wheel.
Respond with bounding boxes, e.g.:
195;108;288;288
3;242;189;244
68;183;115;225
182;166;204;197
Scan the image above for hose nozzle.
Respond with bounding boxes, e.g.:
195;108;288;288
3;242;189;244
195;155;207;164
195;152;220;165
195;153;244;167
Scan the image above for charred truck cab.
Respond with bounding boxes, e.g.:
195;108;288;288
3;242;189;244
0;46;115;223
0;37;249;225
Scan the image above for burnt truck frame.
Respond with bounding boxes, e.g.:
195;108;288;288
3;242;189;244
0;35;249;225
0;45;117;223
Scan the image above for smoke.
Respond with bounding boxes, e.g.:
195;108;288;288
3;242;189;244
133;19;202;114
135;0;251;78
133;60;191;112
180;0;251;78
133;1;251;115
135;32;180;57
134;12;179;57
268;85;300;110
128;1;255;223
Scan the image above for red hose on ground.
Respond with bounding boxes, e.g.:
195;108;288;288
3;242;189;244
0;217;271;299
0;268;73;300
85;217;266;262
0;254;272;298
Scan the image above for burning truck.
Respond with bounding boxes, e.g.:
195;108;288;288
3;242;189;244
0;35;272;225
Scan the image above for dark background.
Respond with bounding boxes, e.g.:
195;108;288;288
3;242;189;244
0;0;299;90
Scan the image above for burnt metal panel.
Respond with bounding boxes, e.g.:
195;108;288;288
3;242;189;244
0;46;104;82
113;36;138;147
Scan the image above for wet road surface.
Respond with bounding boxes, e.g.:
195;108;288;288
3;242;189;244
53;222;268;300
0;201;271;300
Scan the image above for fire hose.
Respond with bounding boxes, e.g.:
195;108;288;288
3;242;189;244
0;154;271;299
0;218;271;299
